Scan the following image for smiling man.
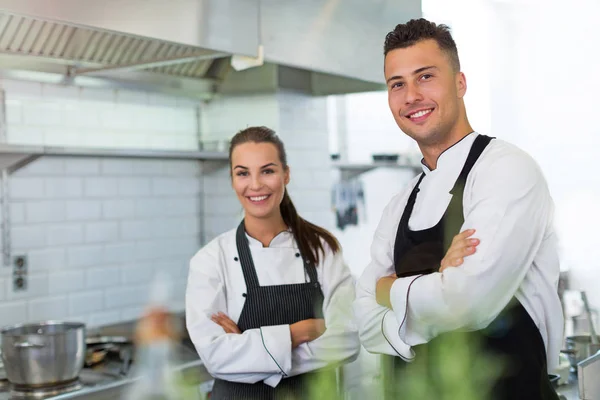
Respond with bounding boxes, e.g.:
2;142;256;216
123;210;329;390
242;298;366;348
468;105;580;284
353;19;562;399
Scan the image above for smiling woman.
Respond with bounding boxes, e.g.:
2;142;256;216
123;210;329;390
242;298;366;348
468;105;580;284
185;126;360;400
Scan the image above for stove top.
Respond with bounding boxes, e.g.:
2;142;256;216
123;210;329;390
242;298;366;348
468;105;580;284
0;370;122;400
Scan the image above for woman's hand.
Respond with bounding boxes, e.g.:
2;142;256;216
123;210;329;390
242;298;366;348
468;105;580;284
211;312;241;334
290;319;326;348
439;229;480;273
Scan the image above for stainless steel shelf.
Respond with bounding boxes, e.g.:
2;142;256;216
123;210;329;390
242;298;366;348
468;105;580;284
0;144;229;172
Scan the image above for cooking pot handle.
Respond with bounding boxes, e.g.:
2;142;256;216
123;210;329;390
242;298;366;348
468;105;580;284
13;341;45;349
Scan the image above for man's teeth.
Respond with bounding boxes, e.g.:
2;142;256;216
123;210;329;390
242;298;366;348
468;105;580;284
409;109;432;119
250;195;268;201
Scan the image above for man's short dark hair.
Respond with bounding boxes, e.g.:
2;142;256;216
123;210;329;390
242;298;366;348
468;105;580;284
384;18;460;71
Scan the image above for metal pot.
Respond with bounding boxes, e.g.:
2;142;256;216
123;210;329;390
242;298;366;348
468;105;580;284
0;321;86;386
561;335;600;371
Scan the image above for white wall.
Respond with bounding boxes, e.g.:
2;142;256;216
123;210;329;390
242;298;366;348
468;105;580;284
0;81;336;329
0;79;203;328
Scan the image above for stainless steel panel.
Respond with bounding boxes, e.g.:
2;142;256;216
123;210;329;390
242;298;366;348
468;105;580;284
0;0;259;56
260;0;422;83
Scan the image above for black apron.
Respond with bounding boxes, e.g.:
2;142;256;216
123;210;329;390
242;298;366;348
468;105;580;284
384;135;558;400
211;221;336;400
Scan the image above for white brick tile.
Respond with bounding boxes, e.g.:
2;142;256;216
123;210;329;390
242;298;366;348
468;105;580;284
113;133;149;149
44;127;84;147
5;274;49;300
121;262;155;284
0;278;6;301
85;265;120;289
162;160;201;176
28;296;69;321
12;225;46;248
64;159;100;175
47;223;84;246
120;306;144;322
115;89;149;105
152;177;201;196
45;177;83;198
22;102;62;126
134;199;167;218
79;87;116;102
154;259;187;280
176;97;201;108
13;158;65;176
131;160;164;175
42;84;80;100
63;103;101;128
149;93;180;107
2;79;43;97
84;221;119;243
153;218;182;238
161;237;199;258
5;99;22;124
204;194;240;216
165;197;199;216
148;135;198;151
100;159;135;175
121;220;155;240
49;270;86;295
105;285;148;308
84;177;119;197
9;177;45;199
88;310;121;328
134;240;166;261
25;201;66;223
100;107;136;130
81;132;121;149
66;200;102;221
7;125;45;145
69;291;104;315
67;245;104;268
26;248;67;271
117;177;152;197
102;199;135;219
0;301;28;327
104;243;137;264
202;172;233;196
205;215;241;237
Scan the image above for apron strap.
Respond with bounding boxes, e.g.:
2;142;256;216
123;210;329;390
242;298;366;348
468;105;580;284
449;134;494;195
236;220;320;288
236;220;261;289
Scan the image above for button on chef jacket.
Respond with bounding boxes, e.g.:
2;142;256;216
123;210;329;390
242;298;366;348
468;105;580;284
353;132;564;371
186;228;360;387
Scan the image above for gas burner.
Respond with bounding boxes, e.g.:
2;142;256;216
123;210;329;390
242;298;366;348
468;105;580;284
10;380;83;399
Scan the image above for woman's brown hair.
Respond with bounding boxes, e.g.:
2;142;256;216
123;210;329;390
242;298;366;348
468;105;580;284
229;126;340;265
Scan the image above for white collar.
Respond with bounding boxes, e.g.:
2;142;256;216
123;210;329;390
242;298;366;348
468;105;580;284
420;132;478;174
245;229;295;248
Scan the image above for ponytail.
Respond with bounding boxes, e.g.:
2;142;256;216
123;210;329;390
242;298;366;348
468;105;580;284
280;189;340;266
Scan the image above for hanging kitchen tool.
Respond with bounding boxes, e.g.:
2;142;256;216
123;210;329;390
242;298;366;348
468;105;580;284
581;291;599;345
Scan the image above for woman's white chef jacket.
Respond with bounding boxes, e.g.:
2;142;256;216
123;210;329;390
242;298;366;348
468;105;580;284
186;228;360;388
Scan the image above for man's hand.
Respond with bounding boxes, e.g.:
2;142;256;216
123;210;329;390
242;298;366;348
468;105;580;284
376;272;398;309
440;229;480;273
290;319;326;348
211;312;242;334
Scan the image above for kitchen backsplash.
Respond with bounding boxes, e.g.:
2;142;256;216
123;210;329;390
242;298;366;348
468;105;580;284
0;79;333;329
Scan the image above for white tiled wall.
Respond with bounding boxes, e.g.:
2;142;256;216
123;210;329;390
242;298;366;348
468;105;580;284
2;79;199;150
0;79;204;327
0;79;336;328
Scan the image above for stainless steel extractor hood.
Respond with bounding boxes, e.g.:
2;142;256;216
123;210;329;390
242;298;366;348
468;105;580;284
0;0;421;98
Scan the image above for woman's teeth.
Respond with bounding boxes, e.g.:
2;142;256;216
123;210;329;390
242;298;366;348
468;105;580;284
250;195;268;201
